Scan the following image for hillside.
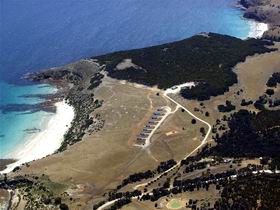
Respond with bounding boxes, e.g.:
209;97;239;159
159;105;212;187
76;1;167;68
240;0;280;40
95;33;273;100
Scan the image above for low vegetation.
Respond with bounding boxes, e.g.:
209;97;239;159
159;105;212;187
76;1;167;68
116;159;176;190
60;93;103;151
0;176;68;210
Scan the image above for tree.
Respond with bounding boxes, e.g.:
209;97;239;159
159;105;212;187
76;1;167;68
266;89;274;96
60;204;69;210
200;127;206;136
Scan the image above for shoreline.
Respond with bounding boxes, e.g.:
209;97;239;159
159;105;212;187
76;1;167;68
0;100;74;174
233;0;269;39
237;0;280;41
0;0;269;175
247;20;269;39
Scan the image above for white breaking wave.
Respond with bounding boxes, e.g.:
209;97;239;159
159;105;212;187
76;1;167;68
247;21;268;38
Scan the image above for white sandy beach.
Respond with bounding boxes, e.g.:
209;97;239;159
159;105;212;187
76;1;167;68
247;21;268;38
0;16;268;176
1;101;74;174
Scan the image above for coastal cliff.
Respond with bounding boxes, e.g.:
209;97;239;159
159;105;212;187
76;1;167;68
239;0;280;40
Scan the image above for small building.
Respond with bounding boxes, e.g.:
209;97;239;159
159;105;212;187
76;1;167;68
139;133;149;137
152;116;162;120
153;112;165;116
145;125;155;128
143;128;152;133
145;125;156;129
148;121;157;125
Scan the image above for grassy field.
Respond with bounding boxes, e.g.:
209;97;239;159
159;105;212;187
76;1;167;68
149;109;204;162
13;75;205;209
8;43;280;209
166;199;185;209
170;43;280;135
122;185;220;210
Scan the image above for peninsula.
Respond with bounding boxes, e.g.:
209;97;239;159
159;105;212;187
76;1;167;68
1;1;280;209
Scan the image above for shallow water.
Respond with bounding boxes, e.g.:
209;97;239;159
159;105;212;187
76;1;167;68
0;82;55;157
0;0;251;158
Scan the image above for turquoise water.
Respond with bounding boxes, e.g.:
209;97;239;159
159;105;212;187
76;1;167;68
0;82;55;105
0;0;251;159
0;82;55;157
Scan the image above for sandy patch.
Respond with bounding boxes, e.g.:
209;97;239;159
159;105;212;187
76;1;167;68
166;198;185;209
165;130;178;136
1;101;74;173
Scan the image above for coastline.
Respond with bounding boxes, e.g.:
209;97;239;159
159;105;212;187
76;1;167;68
0;0;269;175
237;0;280;41
0;100;74;174
247;20;268;39
233;0;269;39
1;1;279;209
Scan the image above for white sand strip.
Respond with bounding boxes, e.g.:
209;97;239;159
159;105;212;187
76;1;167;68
247;20;268;38
1;101;74;174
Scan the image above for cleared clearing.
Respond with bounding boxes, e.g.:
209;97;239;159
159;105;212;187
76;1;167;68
14;76;203;209
166;199;184;209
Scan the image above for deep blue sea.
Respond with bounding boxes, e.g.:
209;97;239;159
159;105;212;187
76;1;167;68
0;0;251;158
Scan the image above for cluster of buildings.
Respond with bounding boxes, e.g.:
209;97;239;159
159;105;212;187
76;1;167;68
136;107;167;144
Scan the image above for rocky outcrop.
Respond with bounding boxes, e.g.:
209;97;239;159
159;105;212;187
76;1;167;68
263;25;280;41
25;69;82;85
239;0;280;40
25;59;105;151
244;10;267;22
239;0;263;8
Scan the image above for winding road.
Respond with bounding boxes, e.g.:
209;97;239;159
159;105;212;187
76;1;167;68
97;86;212;210
133;88;212;190
96;84;280;210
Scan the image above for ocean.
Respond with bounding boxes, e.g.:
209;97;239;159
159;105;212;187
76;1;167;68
0;0;251;159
